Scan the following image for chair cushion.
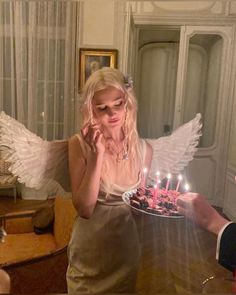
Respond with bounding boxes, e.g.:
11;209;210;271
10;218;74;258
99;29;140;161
0;233;56;265
32;205;54;231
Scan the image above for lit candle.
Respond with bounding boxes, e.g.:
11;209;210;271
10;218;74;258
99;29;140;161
152;184;158;208
154;181;160;197
184;183;190;192
141;167;148;188
165;173;171;191
175;174;183;192
156;171;160;189
153;184;158;198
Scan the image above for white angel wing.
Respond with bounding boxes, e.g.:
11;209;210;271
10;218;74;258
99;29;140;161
0;111;70;193
146;113;202;181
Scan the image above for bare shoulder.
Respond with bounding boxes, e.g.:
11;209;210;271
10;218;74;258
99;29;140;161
69;134;80;145
68;134;84;158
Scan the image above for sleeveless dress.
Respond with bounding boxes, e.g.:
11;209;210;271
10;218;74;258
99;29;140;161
66;135;147;294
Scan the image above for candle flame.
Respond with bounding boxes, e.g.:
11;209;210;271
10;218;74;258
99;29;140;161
178;174;183;181
167;173;171;179
143;168;147;174
184;183;190;191
154;184;157;189
156;171;160;176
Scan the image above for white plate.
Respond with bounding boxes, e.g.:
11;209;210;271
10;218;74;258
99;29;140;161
122;189;184;218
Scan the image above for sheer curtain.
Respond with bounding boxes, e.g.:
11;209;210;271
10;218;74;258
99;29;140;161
0;1;79;140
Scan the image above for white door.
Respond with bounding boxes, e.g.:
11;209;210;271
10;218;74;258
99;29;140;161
136;25;234;206
137;42;179;138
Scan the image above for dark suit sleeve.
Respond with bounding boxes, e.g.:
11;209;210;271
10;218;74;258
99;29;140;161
218;223;236;273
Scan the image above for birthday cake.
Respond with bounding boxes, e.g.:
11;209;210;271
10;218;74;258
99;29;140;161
128;187;182;217
122;172;189;218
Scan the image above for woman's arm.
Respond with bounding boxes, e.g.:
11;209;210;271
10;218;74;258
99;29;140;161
68;126;104;219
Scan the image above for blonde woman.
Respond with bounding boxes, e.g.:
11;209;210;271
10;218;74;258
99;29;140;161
0;67;201;293
67;67;153;293
66;67;202;293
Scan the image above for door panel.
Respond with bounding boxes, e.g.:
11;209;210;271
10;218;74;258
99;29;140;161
183;34;223;148
180;26;233;205
137;43;178;138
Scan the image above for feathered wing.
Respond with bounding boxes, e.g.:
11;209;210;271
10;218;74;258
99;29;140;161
0;111;201;194
0;111;70;193
146;113;202;181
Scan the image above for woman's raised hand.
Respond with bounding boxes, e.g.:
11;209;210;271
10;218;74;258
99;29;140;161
81;123;105;156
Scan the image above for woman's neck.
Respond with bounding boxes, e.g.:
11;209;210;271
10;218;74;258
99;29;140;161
103;128;124;143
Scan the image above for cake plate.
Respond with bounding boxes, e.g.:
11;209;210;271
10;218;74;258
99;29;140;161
122;189;184;218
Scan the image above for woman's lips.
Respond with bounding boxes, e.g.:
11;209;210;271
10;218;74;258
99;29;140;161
108;118;119;123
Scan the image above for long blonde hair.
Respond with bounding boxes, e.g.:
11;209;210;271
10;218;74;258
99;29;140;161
80;67;142;192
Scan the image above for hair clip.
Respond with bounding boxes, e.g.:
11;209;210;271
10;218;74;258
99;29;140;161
124;75;133;89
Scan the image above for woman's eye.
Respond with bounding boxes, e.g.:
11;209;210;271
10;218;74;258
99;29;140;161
97;106;107;111
114;101;123;107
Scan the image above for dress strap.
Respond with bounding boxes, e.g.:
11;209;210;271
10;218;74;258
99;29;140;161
139;138;147;167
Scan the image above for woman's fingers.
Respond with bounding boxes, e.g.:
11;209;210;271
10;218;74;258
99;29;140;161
92;128;100;142
82;124;99;140
81;123;104;153
95;132;103;145
81;123;90;138
91;129;101;152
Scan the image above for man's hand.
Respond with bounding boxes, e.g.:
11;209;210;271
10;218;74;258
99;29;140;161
177;193;229;235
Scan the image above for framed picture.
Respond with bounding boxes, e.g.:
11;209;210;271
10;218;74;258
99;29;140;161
79;48;118;89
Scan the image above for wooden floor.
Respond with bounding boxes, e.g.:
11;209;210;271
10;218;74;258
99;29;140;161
0;196;231;294
135;214;231;294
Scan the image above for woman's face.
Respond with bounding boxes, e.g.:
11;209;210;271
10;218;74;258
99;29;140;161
92;86;126;130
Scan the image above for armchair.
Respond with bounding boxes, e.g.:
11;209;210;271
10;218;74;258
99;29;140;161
0;196;77;293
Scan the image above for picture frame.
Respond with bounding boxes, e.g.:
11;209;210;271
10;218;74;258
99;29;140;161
79;48;118;89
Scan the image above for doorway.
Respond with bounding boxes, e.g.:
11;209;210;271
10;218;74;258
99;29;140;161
134;25;233;206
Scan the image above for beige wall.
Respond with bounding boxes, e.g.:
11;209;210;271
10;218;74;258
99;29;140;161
81;0;116;47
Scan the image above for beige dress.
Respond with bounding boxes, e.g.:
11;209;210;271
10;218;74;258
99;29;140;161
67;135;147;294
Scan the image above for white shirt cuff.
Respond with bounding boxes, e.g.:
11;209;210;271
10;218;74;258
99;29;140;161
216;221;233;260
